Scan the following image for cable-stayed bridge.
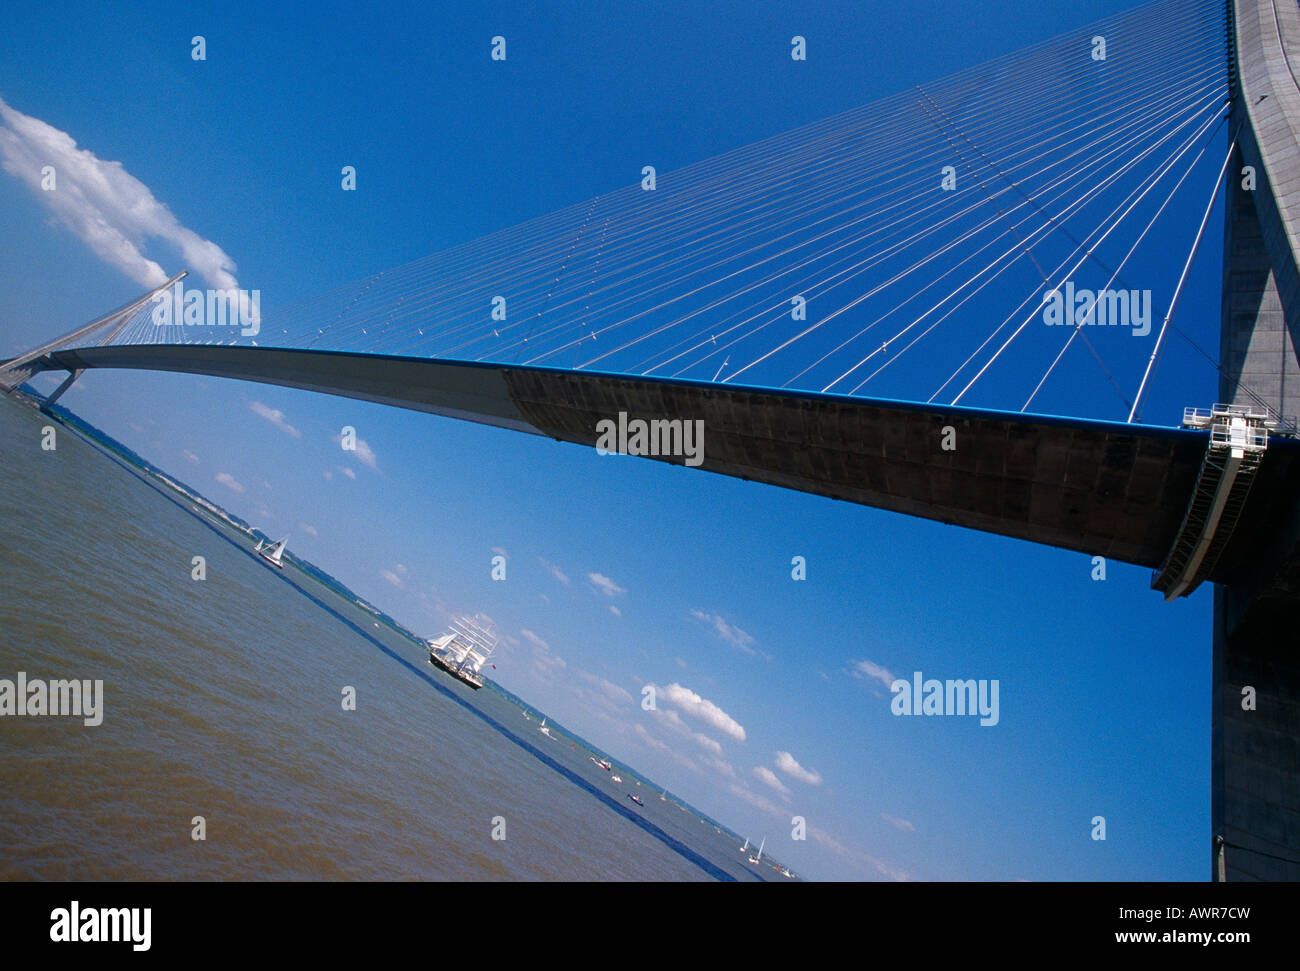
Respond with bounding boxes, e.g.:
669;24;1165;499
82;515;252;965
4;0;1298;880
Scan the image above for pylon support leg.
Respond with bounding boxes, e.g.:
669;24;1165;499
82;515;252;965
42;369;83;406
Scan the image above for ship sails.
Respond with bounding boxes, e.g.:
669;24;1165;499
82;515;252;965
255;536;287;568
427;615;499;689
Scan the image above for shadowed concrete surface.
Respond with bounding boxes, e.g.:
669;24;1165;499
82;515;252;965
11;342;1297;592
1214;0;1300;881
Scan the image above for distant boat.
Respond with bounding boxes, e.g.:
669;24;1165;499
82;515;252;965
538;718;553;738
255;537;287;569
660;788;668;802
748;836;766;865
629;793;643;806
590;756;612;771
740;837;749;853
611;774;622;783
427;616;497;690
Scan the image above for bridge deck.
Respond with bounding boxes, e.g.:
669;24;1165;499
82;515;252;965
21;343;1300;585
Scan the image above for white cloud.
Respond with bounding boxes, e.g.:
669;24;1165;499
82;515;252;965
690;609;758;656
0;96;240;290
650;706;728;760
491;546;508;558
250;401;301;439
775;750;823;786
515;628;565;680
577;670;633;708
693;733;723;756
519;629;550;652
215;472;244;494
753;765;791;795
538;558;570;586
339;466;356;480
634;723;672;755
380;569;403;588
587;572;627;597
299;523;318;537
706;757;737;780
660;683;745;742
334;432;378;470
181;449;200;465
609;605;621;617
728;783;785;819
655;708;688;732
881;813;916;833
809;825;910;882
852;658;897;691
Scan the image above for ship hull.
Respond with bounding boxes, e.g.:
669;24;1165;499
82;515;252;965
428;650;484;689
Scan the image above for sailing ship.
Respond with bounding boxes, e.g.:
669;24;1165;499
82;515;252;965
747;836;766;865
427;616;498;690
538;717;553;738
255;537;287;569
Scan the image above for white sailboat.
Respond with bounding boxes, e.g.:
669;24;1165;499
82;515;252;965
740;837;749;853
539;717;552;738
256;537;287;569
748;836;766;865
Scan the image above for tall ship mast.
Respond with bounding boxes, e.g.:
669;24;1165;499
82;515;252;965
427;615;498;690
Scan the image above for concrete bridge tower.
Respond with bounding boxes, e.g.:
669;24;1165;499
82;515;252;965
1216;0;1300;880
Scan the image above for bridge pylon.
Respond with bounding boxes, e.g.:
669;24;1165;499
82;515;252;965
1214;0;1300;881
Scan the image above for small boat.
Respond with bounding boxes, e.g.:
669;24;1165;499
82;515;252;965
748;836;766;865
255;537;287;569
660;788;668;802
629;793;644;806
538;718;552;738
611;774;622;783
740;837;749;853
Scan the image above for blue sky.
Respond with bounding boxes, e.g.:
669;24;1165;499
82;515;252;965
0;0;1223;880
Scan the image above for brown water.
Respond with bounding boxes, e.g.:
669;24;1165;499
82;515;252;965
0;394;724;880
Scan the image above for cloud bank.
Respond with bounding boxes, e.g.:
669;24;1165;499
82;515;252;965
0;96;240;291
